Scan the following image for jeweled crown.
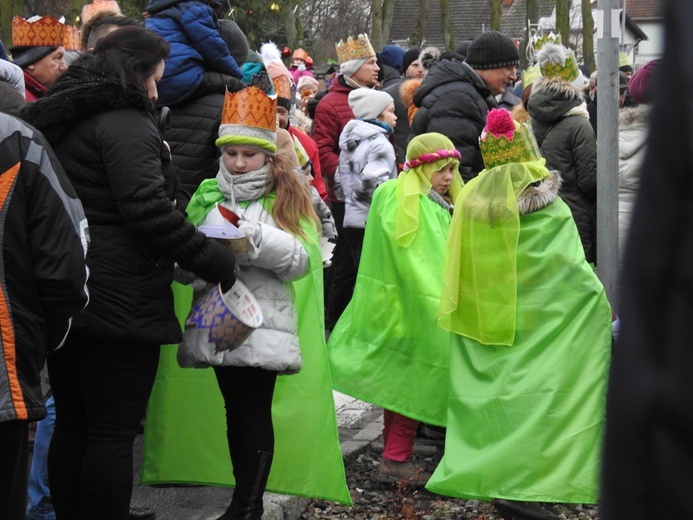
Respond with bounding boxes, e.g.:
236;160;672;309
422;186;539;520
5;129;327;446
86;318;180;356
12;16;73;48
221;86;276;132
335;34;375;64
480;109;542;170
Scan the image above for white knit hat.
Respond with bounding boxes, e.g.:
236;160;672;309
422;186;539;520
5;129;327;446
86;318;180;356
348;88;393;120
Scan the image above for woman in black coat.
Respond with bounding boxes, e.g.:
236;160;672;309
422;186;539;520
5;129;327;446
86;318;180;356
22;26;236;520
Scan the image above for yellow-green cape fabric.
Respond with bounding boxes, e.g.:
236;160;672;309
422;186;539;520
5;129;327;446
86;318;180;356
140;179;352;505
327;180;451;426
426;197;611;503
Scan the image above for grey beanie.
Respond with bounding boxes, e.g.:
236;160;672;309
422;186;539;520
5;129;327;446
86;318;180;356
10;45;56;68
348;88;393;119
340;57;368;78
218;19;249;67
465;30;519;70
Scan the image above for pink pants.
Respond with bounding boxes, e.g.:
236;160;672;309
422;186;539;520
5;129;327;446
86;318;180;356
382;409;419;462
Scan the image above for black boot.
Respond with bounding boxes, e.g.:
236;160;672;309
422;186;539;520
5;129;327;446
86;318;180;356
492;499;559;520
217;450;273;520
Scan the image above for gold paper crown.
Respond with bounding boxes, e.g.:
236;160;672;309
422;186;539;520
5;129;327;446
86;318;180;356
272;75;293;101
335;34;375;64
537;43;579;83
480;109;542;170
522;64;542;89
12;16;69;48
532;32;561;52
221;86;276;131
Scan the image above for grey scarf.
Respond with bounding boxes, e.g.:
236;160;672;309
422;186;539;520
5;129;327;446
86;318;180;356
216;160;272;204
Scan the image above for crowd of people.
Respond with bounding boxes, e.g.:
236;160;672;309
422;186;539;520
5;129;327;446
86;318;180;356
0;1;670;519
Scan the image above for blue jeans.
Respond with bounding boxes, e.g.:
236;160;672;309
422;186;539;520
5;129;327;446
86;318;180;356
27;396;55;520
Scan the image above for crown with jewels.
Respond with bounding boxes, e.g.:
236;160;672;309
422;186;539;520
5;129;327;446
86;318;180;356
217;86;277;154
536;42;579;83
480;109;542;170
12;16;72;48
335;33;375;64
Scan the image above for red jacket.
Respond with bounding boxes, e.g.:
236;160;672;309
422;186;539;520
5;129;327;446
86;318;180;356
312;76;355;202
288;125;326;201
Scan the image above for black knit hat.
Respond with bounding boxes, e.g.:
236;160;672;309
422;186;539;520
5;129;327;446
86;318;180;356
401;48;420;73
465;30;519;70
10;45;57;68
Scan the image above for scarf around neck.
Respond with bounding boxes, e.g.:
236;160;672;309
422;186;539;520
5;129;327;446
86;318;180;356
216;161;272;204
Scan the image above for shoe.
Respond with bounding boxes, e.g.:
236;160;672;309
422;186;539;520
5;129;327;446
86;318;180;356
375;458;431;488
492;499;559;520
128;507;156;520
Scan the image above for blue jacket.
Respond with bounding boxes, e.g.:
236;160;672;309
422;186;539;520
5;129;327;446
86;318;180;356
145;0;243;106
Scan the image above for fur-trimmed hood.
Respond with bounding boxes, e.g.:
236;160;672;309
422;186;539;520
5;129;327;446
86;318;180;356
22;56;154;145
527;76;586;124
399;78;422;124
517;170;561;215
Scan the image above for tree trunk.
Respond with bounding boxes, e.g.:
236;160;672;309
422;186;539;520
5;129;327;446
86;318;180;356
490;0;501;31
381;0;394;46
371;0;384;49
410;0;428;48
1;0;21;47
282;1;297;48
440;0;454;50
556;0;570;45
582;0;596;73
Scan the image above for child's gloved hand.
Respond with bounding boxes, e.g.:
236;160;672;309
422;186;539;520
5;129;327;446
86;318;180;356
236;220;261;264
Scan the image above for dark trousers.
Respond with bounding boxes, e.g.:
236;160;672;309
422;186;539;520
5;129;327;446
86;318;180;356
0;420;29;520
343;227;365;270
46;338;160;520
213;365;277;474
325;202;356;331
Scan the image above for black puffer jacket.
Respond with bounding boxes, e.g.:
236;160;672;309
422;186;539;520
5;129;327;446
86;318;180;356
164;92;223;209
527;76;598;263
412;59;497;181
22;58;236;344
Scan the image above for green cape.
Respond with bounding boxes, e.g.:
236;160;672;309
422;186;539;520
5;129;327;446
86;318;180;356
327;180;451;426
140;179;351;505
426;198;611;503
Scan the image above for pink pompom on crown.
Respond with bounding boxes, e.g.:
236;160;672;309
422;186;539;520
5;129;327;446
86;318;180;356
484;108;516;140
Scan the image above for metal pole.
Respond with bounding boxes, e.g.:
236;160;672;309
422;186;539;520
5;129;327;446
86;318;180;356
596;0;620;308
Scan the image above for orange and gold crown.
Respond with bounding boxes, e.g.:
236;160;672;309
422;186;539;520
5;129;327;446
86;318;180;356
335;33;375;64
480;109;542;170
221;86;276;130
272;75;293;101
62;24;80;51
12;16;68;48
217;87;278;153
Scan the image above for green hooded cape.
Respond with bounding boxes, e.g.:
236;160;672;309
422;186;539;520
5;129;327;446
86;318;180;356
327;180;452;426
426;197;611;503
140;179;351;505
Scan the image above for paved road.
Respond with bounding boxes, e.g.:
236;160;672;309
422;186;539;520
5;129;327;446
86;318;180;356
130;392;380;520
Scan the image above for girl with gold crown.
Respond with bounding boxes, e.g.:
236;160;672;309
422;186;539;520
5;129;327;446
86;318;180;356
431;108;612;517
162;85;343;520
328;132;463;487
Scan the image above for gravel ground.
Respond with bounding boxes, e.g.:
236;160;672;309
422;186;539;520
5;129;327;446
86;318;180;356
299;442;601;520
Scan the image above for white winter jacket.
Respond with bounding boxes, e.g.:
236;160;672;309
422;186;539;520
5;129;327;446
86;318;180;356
181;199;309;374
336;119;397;229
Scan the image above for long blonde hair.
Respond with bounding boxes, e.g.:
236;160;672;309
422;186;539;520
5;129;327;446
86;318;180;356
266;150;320;239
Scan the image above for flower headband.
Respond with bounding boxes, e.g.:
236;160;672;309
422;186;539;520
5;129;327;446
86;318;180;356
404;149;461;170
